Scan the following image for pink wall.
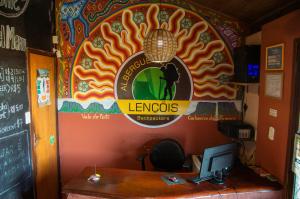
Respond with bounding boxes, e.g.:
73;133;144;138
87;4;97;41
256;10;300;184
59;113;229;184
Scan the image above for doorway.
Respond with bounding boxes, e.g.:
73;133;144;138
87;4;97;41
27;49;59;199
289;39;300;198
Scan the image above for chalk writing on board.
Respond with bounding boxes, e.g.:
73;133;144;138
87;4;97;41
0;130;31;196
0;25;27;51
0;118;23;135
0;66;25;95
0;102;24;120
0;0;30;18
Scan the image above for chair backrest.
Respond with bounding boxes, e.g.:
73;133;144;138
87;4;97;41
149;138;185;171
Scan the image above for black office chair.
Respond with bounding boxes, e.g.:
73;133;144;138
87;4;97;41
138;138;186;172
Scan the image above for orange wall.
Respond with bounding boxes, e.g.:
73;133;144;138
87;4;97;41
256;10;300;184
59;113;229;183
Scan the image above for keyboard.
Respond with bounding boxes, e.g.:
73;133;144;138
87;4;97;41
189;155;205;183
188;175;212;184
188;176;203;184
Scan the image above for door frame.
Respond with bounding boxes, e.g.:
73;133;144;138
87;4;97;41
286;38;300;198
26;48;61;198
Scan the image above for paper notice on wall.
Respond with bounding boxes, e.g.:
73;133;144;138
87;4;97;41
293;134;300;176
36;69;50;107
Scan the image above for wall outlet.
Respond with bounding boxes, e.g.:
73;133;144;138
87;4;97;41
268;126;275;141
56;50;62;58
269;108;278;117
52;35;58;44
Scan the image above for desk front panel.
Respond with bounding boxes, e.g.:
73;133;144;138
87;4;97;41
63;167;282;199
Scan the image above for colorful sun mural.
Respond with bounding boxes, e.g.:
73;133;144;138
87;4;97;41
57;0;243;127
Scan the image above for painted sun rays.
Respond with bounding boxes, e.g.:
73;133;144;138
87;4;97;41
72;4;236;101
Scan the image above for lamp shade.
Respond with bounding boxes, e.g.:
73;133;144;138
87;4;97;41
143;29;177;63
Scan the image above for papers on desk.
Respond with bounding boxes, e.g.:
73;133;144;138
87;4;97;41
87;174;101;184
248;166;278;182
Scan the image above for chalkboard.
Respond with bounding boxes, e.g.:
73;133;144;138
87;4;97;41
0;0;54;198
0;17;33;199
0;131;31;196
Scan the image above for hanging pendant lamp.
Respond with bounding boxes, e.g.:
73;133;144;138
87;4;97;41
143;28;177;63
143;2;177;63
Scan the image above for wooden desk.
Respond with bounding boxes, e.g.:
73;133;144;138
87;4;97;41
63;166;283;199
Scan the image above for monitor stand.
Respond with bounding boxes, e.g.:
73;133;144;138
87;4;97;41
209;177;226;185
188;171;228;185
209;171;227;185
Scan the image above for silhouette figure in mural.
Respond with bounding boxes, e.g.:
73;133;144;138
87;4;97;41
160;63;180;100
61;0;93;45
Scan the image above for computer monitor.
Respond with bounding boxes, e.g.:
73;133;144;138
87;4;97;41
190;143;237;184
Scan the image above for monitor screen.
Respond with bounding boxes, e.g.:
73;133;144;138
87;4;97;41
209;152;234;173
191;143;237;184
247;64;259;77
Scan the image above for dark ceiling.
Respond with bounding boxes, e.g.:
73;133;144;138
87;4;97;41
190;0;300;34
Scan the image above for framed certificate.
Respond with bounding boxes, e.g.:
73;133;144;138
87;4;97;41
266;44;284;70
265;73;283;99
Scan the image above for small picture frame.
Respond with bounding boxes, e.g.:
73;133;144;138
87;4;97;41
265;73;283;99
266;43;284;70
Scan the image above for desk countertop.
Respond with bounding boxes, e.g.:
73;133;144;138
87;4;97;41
63;166;282;199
